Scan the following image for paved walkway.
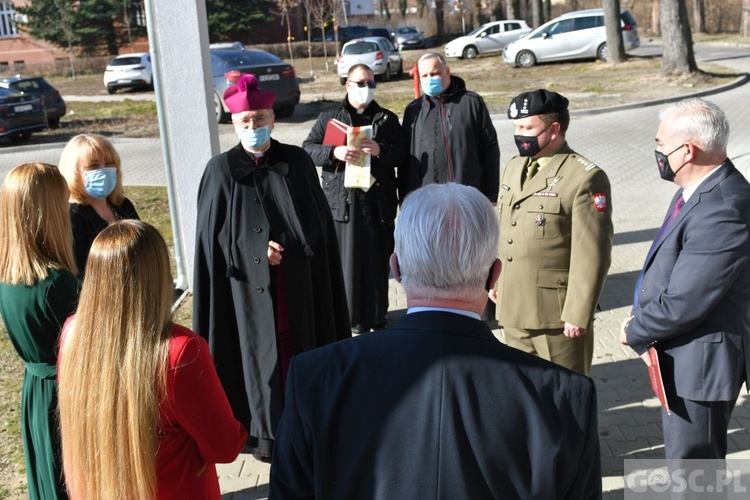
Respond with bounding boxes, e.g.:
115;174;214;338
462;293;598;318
2;41;749;500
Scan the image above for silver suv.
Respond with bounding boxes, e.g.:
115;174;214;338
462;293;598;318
503;8;639;68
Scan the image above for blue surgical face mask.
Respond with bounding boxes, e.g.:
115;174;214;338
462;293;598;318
420;76;445;97
82;167;118;199
238;125;271;149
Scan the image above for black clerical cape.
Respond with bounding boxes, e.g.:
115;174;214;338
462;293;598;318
193;140;350;442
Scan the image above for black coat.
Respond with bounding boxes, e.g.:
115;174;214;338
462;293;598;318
302;96;405;222
70;198;139;274
401;75;500;202
270;311;601;499
193;140;351;441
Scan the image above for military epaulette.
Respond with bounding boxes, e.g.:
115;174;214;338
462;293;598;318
571;155;598;172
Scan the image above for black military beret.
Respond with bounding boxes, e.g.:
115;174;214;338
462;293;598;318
507;89;569;119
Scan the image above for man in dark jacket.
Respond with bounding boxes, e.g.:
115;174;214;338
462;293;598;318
269;183;601;499
401;52;500;203
303;64;405;333
193;74;350;463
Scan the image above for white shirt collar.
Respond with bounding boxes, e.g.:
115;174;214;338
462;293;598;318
682;164;723;201
407;306;481;320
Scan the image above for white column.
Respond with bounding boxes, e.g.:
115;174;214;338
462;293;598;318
145;0;219;291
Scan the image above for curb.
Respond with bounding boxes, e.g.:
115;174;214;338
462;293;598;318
570;72;750;117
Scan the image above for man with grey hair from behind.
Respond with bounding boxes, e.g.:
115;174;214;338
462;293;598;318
270;183;601;499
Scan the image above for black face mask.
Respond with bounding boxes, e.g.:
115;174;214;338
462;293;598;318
655;144;687;182
513;124;552;157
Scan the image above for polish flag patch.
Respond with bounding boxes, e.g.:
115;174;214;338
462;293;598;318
593;193;608;211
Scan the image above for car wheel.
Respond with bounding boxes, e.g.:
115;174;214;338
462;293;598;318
379;65;391;83
214;92;230;124
516;50;536;68
275;104;295;119
396;61;403;77
107;87;116;95
464;46;478;59
48;117;60;128
597;43;608;62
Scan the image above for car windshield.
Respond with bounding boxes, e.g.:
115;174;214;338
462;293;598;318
10;79;52;92
343;42;379;55
398;27;418;34
212;51;283;68
110;57;143;66
466;25;485;36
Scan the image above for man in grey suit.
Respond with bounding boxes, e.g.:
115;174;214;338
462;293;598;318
270;183;601;499
622;98;750;461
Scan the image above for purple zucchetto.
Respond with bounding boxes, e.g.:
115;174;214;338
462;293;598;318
223;74;276;114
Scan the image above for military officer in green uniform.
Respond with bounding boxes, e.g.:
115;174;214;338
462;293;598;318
490;90;613;375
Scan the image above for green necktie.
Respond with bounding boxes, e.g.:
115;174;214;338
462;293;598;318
523;159;539;188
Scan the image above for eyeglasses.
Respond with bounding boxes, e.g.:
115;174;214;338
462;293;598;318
348;81;377;89
233;115;272;128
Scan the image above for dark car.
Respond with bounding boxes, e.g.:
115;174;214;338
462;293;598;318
211;48;300;123
0;76;66;127
313;25;370;43
0;87;47;144
368;27;393;41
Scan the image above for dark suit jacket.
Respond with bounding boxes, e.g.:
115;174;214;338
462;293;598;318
269;311;601;499
628;160;750;402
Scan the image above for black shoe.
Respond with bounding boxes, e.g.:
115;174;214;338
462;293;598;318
251;447;272;463
351;324;366;334
373;322;388;330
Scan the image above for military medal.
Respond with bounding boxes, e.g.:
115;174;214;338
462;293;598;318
535;214;546;226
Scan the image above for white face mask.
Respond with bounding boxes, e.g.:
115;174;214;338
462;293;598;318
351;86;375;108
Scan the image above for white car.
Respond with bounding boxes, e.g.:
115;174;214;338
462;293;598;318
103;53;153;94
444;20;531;59
337;37;403;85
503;8;640;68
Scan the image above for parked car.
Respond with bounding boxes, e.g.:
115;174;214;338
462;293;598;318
444;20;532;59
312;25;369;43
209;41;245;50
337;37;403;85
0;87;47;144
0;75;66;127
368;27;393;41
393;26;425;50
211;48;300;123
103;53;153;94
503;8;639;68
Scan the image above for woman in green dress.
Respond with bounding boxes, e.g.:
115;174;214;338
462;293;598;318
0;162;78;499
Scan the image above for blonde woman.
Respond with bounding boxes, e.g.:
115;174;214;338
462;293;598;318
0;162;79;499
58;133;139;274
59;220;246;499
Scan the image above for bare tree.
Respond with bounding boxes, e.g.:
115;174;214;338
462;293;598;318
743;0;750;37
652;0;661;35
474;0;483;27
272;0;301;64
435;0;446;39
543;0;550;22
693;0;706;33
379;0;391;20
660;0;697;76
568;0;578;10
531;0;542;27
309;0;334;71
506;0;519;20
603;0;625;63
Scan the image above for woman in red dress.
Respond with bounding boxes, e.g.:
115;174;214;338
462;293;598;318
58;220;247;499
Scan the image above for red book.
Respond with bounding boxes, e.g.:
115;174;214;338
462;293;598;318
322;118;349;147
647;347;671;415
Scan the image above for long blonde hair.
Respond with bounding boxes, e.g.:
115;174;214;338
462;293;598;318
58;133;125;205
0;162;77;284
59;220;173;499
